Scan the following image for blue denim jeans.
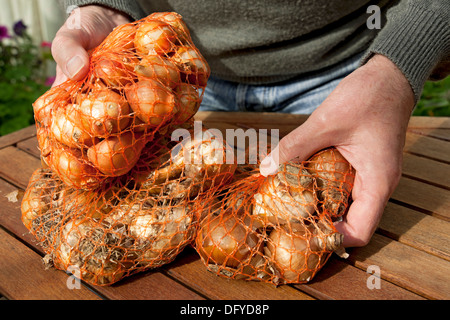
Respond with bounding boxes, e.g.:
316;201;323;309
199;52;363;114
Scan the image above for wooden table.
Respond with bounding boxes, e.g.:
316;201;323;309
0;112;449;301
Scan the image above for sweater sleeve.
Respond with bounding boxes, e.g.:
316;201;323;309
62;0;146;21
361;0;450;102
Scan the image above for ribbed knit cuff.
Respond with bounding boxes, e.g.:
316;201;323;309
63;0;146;21
361;1;450;102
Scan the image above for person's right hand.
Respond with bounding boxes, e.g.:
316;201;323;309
51;5;131;87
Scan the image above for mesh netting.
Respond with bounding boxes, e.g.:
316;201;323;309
22;124;236;286
23;12;356;286
33;12;210;190
194;148;355;285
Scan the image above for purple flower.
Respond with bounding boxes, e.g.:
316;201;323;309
13;20;27;37
0;25;11;40
45;76;56;86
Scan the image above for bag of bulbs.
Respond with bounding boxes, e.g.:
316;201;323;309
32;12;210;190
21;12;235;286
22;127;237;286
195;148;355;285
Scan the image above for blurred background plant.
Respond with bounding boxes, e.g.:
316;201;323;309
413;77;450;117
0;20;54;135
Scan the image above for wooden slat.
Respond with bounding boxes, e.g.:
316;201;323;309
407;128;450;141
297;258;425;300
224;121;295;139
96;271;205;300
407;117;450;129
0;177;112;299
391;177;450;220
166;247;423;300
16;136;40;158
164;247;315;300
378;202;450;261
348;233;450;300
197;113;450;130
0;178;38;250
195;111;309;126
0;147;41;189
401;153;450;189
0;126;36;150
405;132;450;163
0;227;101;300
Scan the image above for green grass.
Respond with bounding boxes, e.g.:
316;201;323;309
413;77;450;117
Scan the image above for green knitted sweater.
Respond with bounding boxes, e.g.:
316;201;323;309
62;0;450;102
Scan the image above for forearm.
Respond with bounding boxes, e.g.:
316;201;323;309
361;0;450;102
60;0;146;20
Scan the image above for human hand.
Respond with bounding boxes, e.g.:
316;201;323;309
259;54;415;247
51;5;131;87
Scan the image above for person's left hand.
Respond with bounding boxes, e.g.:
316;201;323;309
259;54;415;247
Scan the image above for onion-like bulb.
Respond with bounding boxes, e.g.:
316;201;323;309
196;213;262;269
125;79;177;126
265;225;320;283
135;19;177;55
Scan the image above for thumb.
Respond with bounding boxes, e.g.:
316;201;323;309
51;29;90;81
259;117;333;176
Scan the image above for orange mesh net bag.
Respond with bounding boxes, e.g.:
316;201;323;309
32;12;210;190
194;148;355;285
21;125;237;286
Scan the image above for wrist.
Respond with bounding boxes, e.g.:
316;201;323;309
363;54;415;113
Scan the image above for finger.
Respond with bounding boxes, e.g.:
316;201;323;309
333;168;394;247
334;191;387;247
259;117;334;176
52;65;68;87
51;29;90;81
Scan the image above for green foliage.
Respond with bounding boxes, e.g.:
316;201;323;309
413;77;450;117
0;21;53;136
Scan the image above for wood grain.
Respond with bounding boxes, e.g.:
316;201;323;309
0;126;36;150
0;147;41;189
296;258;425;300
401;153;450;189
1;115;449;300
405;132;450;163
0;227;101;300
379;202;450;261
16;136;40;158
391;177;450;220
164;247;315;300
348;233;450;300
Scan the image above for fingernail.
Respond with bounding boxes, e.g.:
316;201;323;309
66;55;84;78
260;155;278;177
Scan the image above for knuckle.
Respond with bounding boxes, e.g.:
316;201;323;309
50;35;64;55
50;32;72;60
